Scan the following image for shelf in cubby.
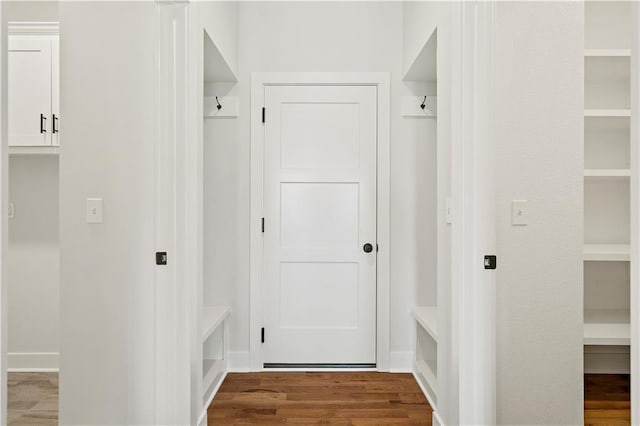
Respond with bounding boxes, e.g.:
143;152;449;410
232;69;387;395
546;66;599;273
584;169;630;179
412;306;438;342
202;306;230;343
584;309;630;346
584;109;631;118
584;244;630;262
585;49;631;58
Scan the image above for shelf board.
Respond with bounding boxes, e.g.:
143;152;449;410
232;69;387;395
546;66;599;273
585;49;631;57
9;146;59;155
584;244;630;261
584;169;630;178
584;109;631;117
202;306;230;343
584;309;630;346
412;306;437;342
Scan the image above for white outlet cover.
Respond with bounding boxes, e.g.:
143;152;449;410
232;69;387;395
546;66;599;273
8;202;14;220
86;198;103;224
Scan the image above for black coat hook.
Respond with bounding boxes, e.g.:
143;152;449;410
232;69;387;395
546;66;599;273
216;96;222;110
420;96;427;110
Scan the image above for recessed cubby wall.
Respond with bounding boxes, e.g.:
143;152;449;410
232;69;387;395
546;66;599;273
585;57;629;110
584;180;630;245
585;1;631;50
585;117;629;169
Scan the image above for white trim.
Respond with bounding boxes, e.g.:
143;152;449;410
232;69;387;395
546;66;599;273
250;72;391;372
7;352;58;371
7;22;59;36
197;370;228;426
452;1;496;424
389;351;413;373
0;5;8;425
412;371;442;426
631;3;640;423
155;3;193;425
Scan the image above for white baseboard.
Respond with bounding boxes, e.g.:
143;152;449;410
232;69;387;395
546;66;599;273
8;352;58;372
228;351;250;372
390;351;413;372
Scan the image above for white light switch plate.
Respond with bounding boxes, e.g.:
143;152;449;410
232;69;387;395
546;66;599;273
8;202;14;220
445;197;452;224
86;198;103;224
511;200;528;226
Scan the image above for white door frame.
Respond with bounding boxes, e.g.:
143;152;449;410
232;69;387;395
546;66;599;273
451;1;496;424
631;3;639;423
249;73;391;371
0;5;8;425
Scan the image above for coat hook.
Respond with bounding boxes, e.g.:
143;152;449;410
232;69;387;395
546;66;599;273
420;96;427;110
216;96;222;110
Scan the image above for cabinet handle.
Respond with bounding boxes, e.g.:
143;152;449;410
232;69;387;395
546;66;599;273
53;114;58;134
40;114;47;134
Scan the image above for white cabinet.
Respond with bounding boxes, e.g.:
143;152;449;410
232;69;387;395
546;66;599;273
8;35;59;147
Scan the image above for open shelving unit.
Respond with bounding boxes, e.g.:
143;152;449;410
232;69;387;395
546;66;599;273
583;0;631;384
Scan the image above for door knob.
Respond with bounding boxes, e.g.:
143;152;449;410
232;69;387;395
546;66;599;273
363;243;373;253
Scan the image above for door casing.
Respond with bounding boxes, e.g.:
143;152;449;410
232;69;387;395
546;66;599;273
249;73;391;371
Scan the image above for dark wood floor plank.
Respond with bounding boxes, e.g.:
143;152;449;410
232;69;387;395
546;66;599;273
585;374;630;426
209;372;432;425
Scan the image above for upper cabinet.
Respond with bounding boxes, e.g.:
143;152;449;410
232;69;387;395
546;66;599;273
8;24;59;148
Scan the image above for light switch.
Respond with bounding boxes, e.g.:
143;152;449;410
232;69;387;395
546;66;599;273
445;197;452;224
86;198;103;224
8;202;14;220
511;200;528;226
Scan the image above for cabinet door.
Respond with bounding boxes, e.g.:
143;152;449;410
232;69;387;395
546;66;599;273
8;37;52;146
51;37;59;146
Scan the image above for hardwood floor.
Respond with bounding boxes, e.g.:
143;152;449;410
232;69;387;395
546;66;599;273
208;372;432;425
7;372;58;426
585;374;630;426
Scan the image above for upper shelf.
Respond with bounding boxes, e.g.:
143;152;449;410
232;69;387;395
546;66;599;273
584;169;630;179
9;146;59;155
584;244;630;262
204;29;237;83
585;49;631;57
403;28;437;82
584;109;631;118
412;306;437;342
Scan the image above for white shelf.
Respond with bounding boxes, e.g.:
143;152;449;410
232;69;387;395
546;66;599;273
202;306;230;343
585;49;631;57
9;146;59;155
412;306;437;342
584;169;630;178
584;244;630;261
584;109;631;117
584;309;630;346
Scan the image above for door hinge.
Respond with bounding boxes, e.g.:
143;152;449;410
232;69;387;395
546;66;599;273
262;107;265;123
261;218;265;233
261;327;265;343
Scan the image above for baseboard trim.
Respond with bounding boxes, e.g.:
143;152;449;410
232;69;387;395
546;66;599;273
198;371;228;426
390;351;413;372
228;351;250;372
8;352;58;371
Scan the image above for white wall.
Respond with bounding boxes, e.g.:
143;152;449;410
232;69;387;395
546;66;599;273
494;2;584;424
59;3;156;424
8;156;59;370
3;1;60;371
205;1;436;370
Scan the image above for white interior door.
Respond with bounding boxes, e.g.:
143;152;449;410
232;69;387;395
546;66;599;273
8;37;52;146
263;85;377;366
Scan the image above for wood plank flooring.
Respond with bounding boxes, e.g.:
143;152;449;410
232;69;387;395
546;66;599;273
7;372;58;426
585;374;630;426
208;372;432;425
